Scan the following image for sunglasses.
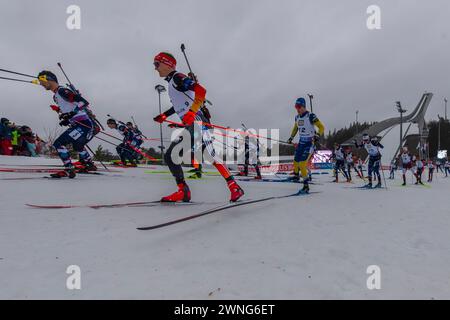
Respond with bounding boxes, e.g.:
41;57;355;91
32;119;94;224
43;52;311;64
154;61;161;68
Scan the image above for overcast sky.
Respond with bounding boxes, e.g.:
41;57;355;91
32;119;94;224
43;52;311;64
0;0;449;147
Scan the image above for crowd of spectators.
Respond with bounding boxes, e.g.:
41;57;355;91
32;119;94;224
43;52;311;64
0;118;45;157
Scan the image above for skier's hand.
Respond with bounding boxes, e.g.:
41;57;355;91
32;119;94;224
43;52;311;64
182;110;196;126
168;123;183;128
50;105;60;113
59;119;70;126
287;137;293;144
59;111;76;121
188;72;198;83
153;113;167;124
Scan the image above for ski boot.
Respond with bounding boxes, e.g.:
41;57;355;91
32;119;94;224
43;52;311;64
297;184;310;195
161;183;191;202
188;168;202;179
76;160;98;173
374;182;382;188
362;183;373;189
126;161;138;167
227;179;244;202
254;175;262;180
50;166;76;179
84;161;97;172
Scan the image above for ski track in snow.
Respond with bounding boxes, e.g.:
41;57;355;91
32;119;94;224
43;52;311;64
0;155;450;299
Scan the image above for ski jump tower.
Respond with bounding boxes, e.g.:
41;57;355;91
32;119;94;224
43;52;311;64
345;93;433;163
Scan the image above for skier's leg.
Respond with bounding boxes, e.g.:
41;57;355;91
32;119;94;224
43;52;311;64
366;160;374;187
199;121;243;202
164;137;185;184
51;129;76;178
297;141;313;193
53;130;74;167
161;133;190;202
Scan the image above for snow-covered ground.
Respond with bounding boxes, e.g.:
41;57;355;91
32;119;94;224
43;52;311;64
1;155;449;299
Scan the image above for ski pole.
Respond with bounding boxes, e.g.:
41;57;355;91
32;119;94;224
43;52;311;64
85;144;110;171
0;76;40;85
0;68;38;79
163;118;292;145
377;147;388;189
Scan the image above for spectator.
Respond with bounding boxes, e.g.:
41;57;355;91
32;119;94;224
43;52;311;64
0;118;42;157
0;118;14;155
18;126;38;157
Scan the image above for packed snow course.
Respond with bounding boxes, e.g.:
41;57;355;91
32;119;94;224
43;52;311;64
1;155;449;299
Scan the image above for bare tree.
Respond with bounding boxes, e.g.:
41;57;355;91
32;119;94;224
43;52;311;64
41;126;64;157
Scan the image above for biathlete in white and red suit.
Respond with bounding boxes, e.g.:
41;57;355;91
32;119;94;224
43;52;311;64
399;147;413;186
152;52;244;203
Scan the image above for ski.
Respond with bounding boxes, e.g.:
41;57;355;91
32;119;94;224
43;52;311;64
0;167;110;174
0;173;103;181
235;177;322;185
144;170;221;176
26;200;203;210
137;191;321;231
0;168;61;173
345;185;384;190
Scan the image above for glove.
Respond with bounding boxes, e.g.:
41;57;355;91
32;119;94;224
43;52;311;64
168;123;183;128
287;137;293;144
59;111;76;121
188;72;198;83
153;113;167;124
182;110;196;126
50;105;60;112
59;119;70;127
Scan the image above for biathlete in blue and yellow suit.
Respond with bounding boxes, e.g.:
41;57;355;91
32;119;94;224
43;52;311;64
287;97;325;194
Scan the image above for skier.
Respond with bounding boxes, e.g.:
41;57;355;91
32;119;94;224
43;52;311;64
331;143;349;183
240;128;262;179
345;148;361;181
286;97;325;193
356;156;365;180
37;70;97;178
436;159;444;174
389;157;398;179
413;156;424;185
445;158;450;177
427;159;434;182
354;134;384;188
126;121;144;161
152;52;244;202
106;118;141;166
399;147;413;186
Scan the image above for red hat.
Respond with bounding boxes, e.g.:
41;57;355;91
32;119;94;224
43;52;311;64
154;52;177;68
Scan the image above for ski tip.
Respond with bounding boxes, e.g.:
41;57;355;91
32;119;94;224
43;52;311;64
25;203;72;209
